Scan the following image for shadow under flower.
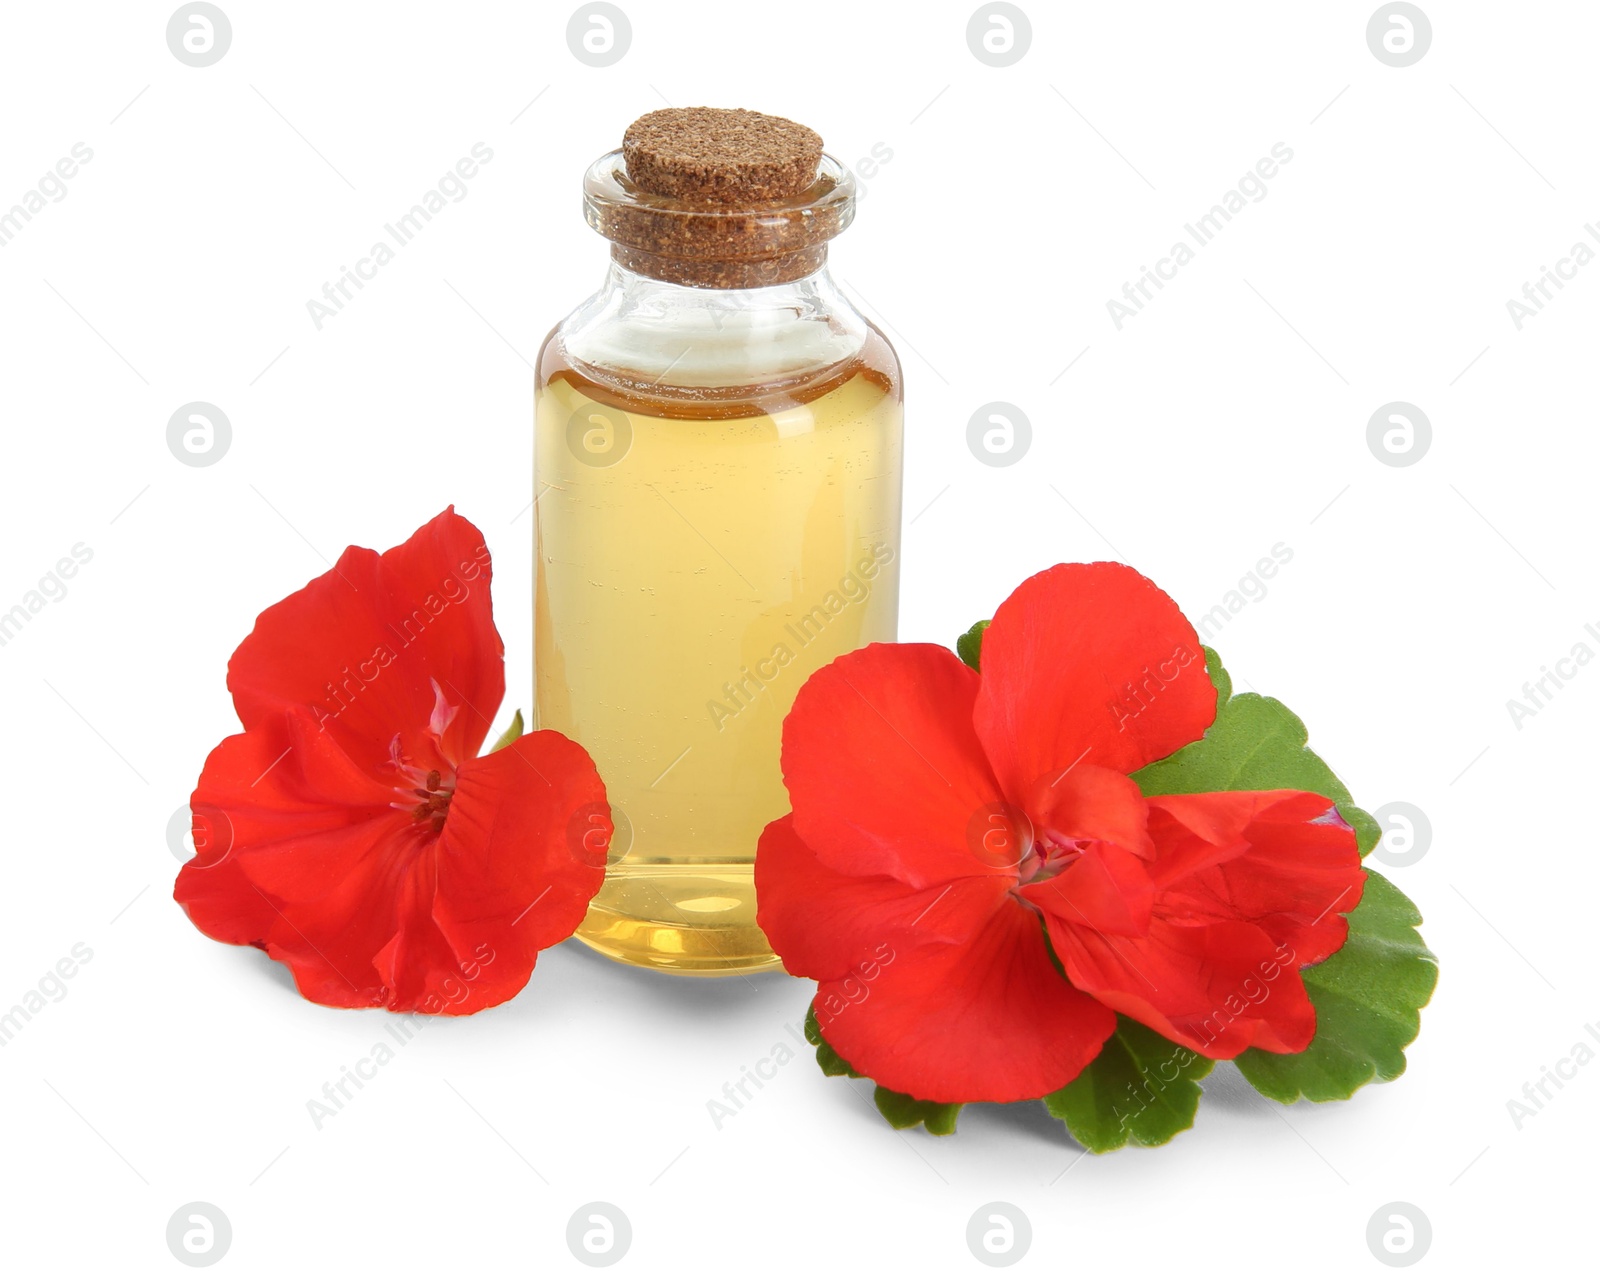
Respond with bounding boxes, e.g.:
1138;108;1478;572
1198;1061;1281;1119
957;1096;1075;1147
529;937;811;1024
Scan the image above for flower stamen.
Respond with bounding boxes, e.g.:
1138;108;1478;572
389;739;456;833
1021;828;1088;883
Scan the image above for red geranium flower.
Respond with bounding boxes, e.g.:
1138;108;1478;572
175;509;610;1014
756;562;1366;1105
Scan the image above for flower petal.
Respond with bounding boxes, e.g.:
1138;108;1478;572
176;708;414;1008
782;643;1009;889
227;507;503;773
755;815;1012;982
815;897;1117;1104
1046;915;1317;1058
1038;790;1365;1058
1025;764;1154;858
426;730;610;1012
972;563;1215;794
1146;790;1366;968
1020;842;1154;938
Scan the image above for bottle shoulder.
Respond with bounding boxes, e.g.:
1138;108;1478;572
539;267;900;419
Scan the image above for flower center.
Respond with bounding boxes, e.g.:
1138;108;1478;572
410;768;454;833
1017;827;1087;884
388;734;457;836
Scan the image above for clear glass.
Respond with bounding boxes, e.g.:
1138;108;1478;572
534;262;903;974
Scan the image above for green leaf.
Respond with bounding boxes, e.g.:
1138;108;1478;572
1044;1017;1214;1151
956;620;989;672
1128;647;1432;1101
804;1005;862;1078
1233;870;1438;1102
1132;648;1380;855
873;1086;963;1135
489;709;525;753
1199;644;1232;699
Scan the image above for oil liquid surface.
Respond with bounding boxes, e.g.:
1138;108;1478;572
534;334;903;974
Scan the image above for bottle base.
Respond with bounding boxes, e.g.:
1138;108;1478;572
573;865;787;976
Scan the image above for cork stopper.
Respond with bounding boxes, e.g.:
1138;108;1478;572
583;108;855;289
622;108;823;204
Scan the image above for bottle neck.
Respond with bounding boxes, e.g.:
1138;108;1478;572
608;241;830;289
557;260;871;394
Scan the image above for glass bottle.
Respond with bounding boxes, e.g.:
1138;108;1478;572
533;110;904;975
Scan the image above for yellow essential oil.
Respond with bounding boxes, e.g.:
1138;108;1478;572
535;333;902;973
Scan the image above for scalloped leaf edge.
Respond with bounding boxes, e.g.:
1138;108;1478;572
804;1007;962;1134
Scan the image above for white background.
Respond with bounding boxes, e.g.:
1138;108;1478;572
0;1;1593;1267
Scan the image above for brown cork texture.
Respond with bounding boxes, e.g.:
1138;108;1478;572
623;108;823;204
609;242;830;288
591;107;847;288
